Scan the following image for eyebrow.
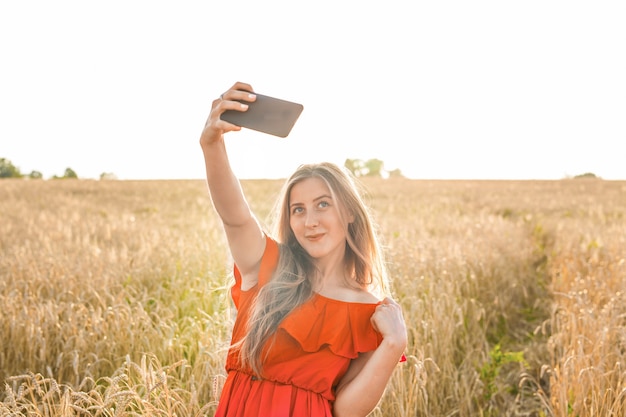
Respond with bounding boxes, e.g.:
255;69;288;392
289;194;333;208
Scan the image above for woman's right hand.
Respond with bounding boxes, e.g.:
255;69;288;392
199;81;257;147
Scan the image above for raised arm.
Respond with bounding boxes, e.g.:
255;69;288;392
199;82;266;288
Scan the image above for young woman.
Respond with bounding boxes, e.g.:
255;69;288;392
201;82;407;417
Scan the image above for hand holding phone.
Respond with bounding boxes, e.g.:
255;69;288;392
220;93;304;138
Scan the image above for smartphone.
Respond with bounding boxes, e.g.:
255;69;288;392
220;93;304;138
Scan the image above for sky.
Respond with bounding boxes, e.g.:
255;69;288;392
1;1;625;180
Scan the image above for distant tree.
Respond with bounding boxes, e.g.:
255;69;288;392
388;168;404;178
53;167;78;179
28;170;43;179
0;158;23;178
63;168;78;179
364;159;384;177
344;158;389;178
344;158;367;177
574;172;599;179
100;172;118;180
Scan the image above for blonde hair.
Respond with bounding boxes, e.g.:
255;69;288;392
238;162;389;376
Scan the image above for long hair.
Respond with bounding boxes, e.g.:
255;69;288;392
237;162;390;376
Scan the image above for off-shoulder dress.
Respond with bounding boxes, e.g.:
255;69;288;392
214;236;385;417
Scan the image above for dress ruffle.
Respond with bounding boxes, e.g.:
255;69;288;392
278;293;382;359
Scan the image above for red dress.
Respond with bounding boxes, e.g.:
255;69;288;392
214;236;384;417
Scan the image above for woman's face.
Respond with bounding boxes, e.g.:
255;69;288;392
288;177;348;262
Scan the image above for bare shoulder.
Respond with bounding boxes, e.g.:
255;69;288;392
319;285;380;304
352;288;380;304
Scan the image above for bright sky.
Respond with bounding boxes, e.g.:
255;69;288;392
1;1;625;180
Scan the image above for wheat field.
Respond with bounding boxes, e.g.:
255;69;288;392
1;178;625;416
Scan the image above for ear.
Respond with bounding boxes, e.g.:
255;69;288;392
347;212;355;224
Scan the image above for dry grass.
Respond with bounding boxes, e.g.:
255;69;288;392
1;178;625;416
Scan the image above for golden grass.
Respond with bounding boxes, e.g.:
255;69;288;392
1;178;625;416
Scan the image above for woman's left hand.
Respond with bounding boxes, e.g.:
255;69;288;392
371;297;407;350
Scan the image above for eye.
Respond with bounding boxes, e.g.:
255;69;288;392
291;206;304;215
318;200;330;209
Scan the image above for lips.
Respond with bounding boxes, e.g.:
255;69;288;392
305;233;324;241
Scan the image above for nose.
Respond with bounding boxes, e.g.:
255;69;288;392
305;211;319;227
